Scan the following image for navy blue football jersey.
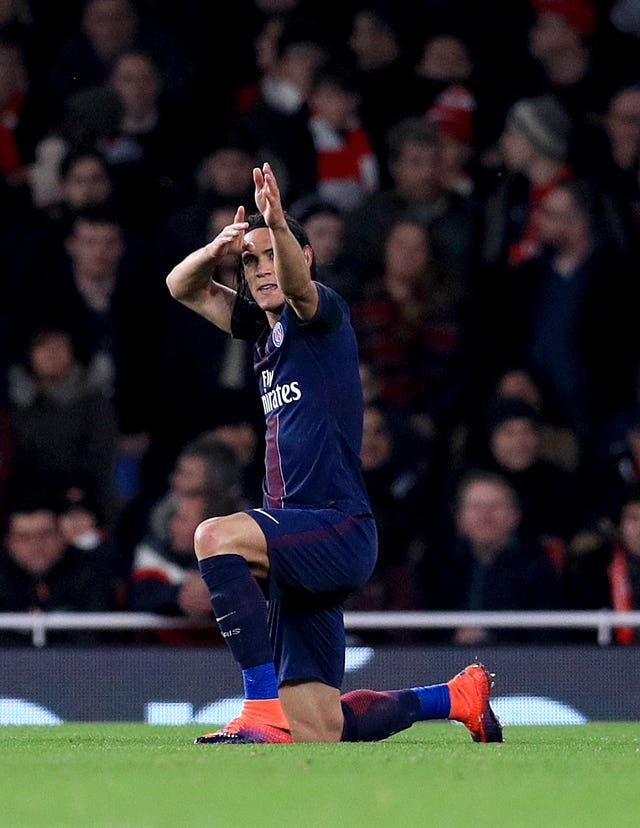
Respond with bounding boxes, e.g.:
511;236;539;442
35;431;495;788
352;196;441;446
232;282;371;514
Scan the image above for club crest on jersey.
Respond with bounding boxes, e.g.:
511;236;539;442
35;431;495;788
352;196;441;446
272;321;284;347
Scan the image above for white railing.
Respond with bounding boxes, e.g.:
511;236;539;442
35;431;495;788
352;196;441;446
1;610;640;647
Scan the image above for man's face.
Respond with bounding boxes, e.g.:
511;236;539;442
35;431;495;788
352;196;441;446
360;406;392;470
456;481;521;551
6;511;66;576
537;186;583;248
67;220;124;279
111;53;160;115
171;455;207;497
391;142;441;201
499;125;536;172
83;0;136;59
605;89;640;161
63;158;112;209
528;13;577;62
169;494;205;555
490;418;539;471
241;227;286;314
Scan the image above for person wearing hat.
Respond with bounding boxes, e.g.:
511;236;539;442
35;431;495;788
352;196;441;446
528;0;633;130
427;84;477;197
471;396;583;544
566;482;640;643
480;92;574;272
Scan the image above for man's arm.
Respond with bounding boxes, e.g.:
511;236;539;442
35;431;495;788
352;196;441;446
165;207;248;333
254;163;319;321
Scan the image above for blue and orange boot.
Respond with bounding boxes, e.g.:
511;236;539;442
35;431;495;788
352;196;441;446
447;662;503;743
194;699;293;745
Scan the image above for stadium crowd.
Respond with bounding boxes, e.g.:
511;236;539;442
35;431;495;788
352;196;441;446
1;0;640;645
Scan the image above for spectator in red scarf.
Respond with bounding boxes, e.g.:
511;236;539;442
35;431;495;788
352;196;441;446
567;484;640;643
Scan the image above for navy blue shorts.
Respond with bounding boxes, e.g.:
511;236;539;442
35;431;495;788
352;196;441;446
245;507;377;689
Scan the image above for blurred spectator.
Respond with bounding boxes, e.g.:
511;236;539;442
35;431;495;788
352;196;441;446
566;483;640;643
101;48;193;232
144;433;244;552
30;146;116;250
306;58;379;212
58;488;108;550
587;371;640;528
414;32;474;106
487;178;640;433
452;361;582;475
25;80;124;214
8;205;165;511
0;26;38;217
441;468;565;644
527;0;634;129
604;83;640;178
157;136;257;271
128;487;238;645
351;215;474;449
492;363;581;473
343;116;477;292
288;195;356;301
230;18;328;204
233;12;289;115
117;429;248;573
30;205;160;426
358;358;384;408
0;20;55;165
480;93;574;272
154;191;259;472
46;0;196;115
206;419;265;507
5;325;120;528
594;83;640;242
0;28;26;176
346;403;432;614
347;5;424;185
427;83;477;197
0;500;118;645
57;486;128;603
456;397;583;544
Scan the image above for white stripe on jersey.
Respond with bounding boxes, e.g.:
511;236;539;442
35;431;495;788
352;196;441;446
253;508;281;524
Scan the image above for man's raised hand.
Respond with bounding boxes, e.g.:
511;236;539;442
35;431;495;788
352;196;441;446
253;162;285;228
205;205;248;259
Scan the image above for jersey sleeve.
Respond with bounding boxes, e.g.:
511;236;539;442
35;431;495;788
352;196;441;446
293;281;345;333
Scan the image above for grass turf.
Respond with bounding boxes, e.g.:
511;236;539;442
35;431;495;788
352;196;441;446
1;722;639;827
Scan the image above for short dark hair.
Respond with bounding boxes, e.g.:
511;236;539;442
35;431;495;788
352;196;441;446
386;117;440;164
237;213;318;295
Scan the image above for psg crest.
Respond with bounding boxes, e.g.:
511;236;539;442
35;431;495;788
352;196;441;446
272;321;284;347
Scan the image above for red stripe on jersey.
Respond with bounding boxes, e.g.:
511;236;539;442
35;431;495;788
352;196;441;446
265;412;285;508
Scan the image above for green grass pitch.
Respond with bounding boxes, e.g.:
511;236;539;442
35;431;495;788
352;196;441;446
2;722;639;827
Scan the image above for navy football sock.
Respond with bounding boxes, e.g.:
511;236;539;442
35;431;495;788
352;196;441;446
340;685;451;742
198;554;274;673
